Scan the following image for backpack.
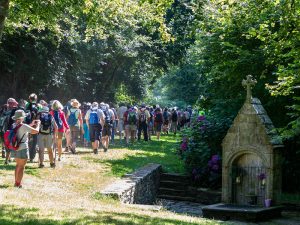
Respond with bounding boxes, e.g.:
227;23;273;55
0;110;11;134
103;110;112;125
54;110;63;129
26;103;39;123
171;111;178;122
4;124;25;151
68;109;79;126
40;113;53;134
127;111;137;125
139;111;147;123
163;111;169;121
89;109;99;125
155;113;163;123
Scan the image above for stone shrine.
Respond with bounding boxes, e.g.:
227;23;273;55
222;75;283;206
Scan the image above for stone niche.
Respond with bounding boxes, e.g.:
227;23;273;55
222;97;283;206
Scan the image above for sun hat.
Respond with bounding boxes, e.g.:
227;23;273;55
91;102;98;110
12;110;27;120
71;99;81;108
7;98;18;106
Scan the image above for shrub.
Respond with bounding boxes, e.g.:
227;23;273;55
179;113;230;189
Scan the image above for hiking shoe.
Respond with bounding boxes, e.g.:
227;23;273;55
58;157;61;161
70;146;76;154
4;160;8;165
104;147;108;152
39;164;45;168
93;149;98;154
64;146;69;152
50;163;56;168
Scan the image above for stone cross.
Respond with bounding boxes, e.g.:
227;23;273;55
242;75;257;103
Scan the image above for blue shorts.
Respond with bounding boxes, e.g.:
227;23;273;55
11;148;29;159
89;124;102;142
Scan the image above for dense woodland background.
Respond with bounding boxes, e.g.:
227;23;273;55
0;0;299;193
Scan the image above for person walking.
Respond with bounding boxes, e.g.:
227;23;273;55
85;102;105;154
100;103;115;152
137;104;150;141
67;99;84;154
50;100;70;161
37;106;57;168
117;103;127;143
25;93;41;163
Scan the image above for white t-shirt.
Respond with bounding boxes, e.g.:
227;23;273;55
15;123;33;150
117;106;127;120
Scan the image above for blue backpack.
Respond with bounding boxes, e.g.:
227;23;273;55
68;109;78;126
89;109;99;124
54;110;63;129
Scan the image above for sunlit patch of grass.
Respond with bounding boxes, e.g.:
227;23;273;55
92;192;119;204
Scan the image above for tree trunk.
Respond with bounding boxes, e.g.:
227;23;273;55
0;0;9;40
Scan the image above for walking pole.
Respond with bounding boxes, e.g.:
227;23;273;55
53;133;57;165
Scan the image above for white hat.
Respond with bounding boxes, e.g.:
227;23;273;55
91;102;98;110
12;110;27;120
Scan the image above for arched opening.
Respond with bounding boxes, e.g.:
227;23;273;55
231;153;267;205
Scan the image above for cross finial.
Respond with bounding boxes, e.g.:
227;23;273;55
242;75;257;103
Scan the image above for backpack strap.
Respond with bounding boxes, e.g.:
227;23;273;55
14;123;25;146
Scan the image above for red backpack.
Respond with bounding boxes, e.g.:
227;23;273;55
4;124;25;151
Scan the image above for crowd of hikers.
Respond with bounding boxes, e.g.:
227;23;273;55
0;93;194;188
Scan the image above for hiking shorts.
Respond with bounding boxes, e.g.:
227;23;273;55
38;134;53;149
154;122;162;132
102;124;112;137
118;119;124;132
11;148;28;159
89;124;102;142
125;124;137;132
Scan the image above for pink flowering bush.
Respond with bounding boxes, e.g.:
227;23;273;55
178;113;223;189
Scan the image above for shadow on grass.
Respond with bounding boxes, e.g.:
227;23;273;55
0;204;218;225
84;135;185;177
0;158;40;177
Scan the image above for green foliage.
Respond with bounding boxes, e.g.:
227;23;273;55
179;115;224;189
0;0;196;103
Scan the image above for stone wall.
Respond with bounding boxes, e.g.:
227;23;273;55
101;163;162;204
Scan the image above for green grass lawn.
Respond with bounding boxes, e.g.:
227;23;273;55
84;134;186;177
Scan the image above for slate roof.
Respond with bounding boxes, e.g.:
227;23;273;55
251;97;283;147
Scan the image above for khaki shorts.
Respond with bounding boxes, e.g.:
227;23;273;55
125;124;137;131
118;119;124;132
38;134;53;149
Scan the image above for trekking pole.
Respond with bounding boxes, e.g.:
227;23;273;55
53;133;57;165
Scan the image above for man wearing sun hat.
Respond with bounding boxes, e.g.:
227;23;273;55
66;99;83;154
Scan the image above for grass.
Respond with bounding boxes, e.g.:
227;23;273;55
84;134;185;177
0;205;221;225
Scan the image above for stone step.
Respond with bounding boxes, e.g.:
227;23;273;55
160;173;190;183
159;180;188;189
157;194;196;202
158;187;190;197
